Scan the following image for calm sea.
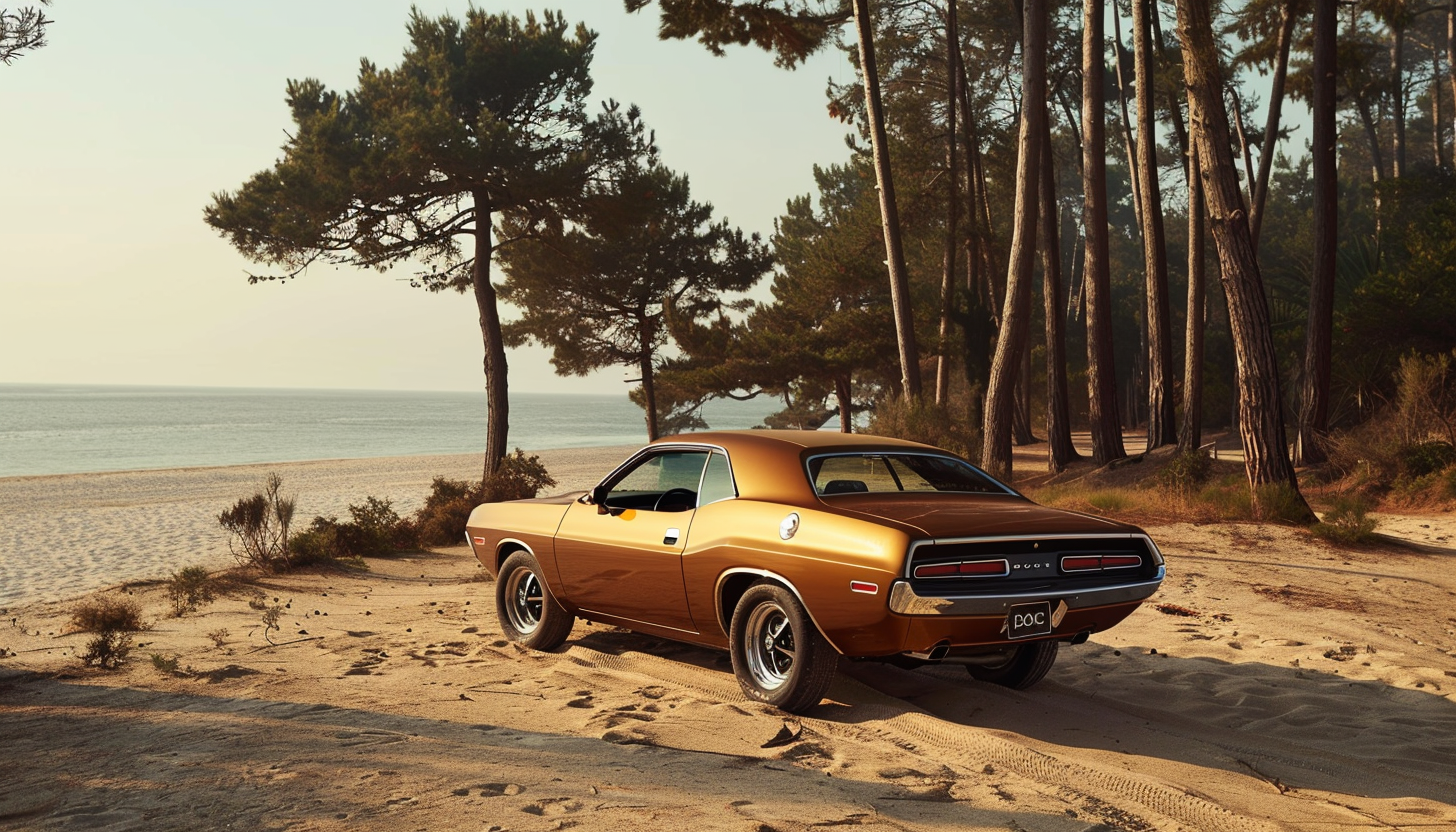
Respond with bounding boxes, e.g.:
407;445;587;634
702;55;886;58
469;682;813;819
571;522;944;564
0;384;788;478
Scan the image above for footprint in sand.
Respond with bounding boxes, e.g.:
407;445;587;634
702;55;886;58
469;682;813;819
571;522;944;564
454;783;525;797
520;797;582;816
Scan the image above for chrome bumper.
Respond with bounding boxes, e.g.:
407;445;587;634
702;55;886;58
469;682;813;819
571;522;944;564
887;566;1164;616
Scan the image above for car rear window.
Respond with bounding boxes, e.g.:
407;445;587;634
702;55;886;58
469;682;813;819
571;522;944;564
808;453;1011;496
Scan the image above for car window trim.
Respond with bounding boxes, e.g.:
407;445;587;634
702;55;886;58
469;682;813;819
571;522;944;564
804;451;1019;497
595;442;739;509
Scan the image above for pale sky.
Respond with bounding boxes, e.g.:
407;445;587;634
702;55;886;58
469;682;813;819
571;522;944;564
1;1;856;394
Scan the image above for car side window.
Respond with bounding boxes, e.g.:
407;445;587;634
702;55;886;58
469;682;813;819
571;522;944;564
606;450;709;511
697;451;736;506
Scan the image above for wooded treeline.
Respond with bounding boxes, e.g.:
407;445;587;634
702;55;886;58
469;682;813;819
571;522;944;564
207;1;1456;517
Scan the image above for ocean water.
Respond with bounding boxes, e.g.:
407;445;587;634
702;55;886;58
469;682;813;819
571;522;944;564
0;384;789;478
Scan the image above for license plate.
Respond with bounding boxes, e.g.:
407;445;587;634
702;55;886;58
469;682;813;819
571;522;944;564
1005;601;1053;639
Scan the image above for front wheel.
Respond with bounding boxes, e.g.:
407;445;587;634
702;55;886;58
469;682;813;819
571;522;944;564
495;551;573;650
729;583;838;713
965;640;1059;689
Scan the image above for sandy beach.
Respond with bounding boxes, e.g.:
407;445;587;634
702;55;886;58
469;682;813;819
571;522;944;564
3;445;1456;830
0;446;633;607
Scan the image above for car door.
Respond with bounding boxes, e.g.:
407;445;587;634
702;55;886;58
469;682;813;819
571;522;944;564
553;449;708;633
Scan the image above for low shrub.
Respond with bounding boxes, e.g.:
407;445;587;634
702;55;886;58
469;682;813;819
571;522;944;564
412;451;556;547
166;565;219;617
150;653;181;675
1160;449;1213;496
217;473;295;570
867;397;978;460
415;477;482;547
1252;482;1313;523
1397;441;1456;479
70;594;146;634
1312;493;1379;544
481;449;557;503
80;631;134;669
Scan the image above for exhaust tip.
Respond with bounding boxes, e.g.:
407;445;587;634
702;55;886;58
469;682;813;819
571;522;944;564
1069;629;1092;646
905;640;952;662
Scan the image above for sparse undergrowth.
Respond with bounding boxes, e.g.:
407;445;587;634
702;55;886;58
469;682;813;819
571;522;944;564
70;593;147;670
166;565;221;617
1311;494;1380;545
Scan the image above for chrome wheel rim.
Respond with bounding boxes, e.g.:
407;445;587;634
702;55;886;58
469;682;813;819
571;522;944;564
504;567;543;635
744;601;795;691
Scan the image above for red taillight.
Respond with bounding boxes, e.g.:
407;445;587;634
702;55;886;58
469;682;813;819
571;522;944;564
914;563;960;578
959;559;1008;576
1061;554;1142;572
850;580;879;594
914;559;1008;578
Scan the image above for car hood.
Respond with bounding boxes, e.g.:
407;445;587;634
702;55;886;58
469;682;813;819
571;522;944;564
818;494;1142;539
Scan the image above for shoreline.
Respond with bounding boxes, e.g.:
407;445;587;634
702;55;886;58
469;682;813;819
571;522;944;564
0;445;635;609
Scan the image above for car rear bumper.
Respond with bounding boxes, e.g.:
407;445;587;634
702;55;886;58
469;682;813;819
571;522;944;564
886;566;1165;617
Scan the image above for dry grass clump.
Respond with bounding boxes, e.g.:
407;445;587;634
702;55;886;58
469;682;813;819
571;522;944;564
70;593;148;670
70;593;146;634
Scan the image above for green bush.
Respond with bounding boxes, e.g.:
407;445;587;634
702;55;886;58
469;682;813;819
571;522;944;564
80;631;134;669
410;451;556;547
1312;493;1379;544
481;449;557;503
287;516;343;565
166;565;219;617
867;397;979;460
1160;449;1213;496
1397;441;1456;479
415;477;482;547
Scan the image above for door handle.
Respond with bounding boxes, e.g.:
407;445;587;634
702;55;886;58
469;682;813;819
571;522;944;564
663;527;680;545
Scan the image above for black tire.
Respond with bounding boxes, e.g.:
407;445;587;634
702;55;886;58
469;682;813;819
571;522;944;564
965;640;1059;689
729;583;838;713
495;550;573;650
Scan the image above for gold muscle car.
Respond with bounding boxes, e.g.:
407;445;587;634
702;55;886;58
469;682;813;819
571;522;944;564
466;430;1165;713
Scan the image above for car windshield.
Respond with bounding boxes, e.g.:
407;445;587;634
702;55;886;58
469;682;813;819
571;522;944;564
807;453;1012;496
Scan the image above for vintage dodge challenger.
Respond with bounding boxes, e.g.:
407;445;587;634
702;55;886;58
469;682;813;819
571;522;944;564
466;430;1164;713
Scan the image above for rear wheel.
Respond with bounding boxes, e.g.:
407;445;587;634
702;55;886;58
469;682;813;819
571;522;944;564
495;550;573;650
729;583;838;713
965;640;1059;689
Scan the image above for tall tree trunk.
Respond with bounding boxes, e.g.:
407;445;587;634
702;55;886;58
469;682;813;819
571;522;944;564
1015;343;1035;445
1392;24;1406;179
1177;0;1314;521
1083;0;1127;465
1134;0;1177;450
983;0;1047;481
1297;0;1338;467
1112;6;1145;234
639;341;659;441
1249;0;1296;252
1042;122;1079;471
471;197;510;480
852;0;922;400
936;0;961;405
1181;141;1206;452
1434;67;1448;169
836;374;854;433
1229;87;1258;209
1449;0;1455;162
